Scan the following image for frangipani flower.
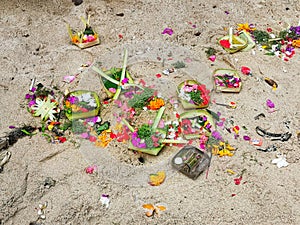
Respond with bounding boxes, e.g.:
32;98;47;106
31;98;59;121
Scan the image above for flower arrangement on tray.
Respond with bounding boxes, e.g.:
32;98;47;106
67;15;100;49
123;106;167;155
218;23;300;61
177;80;210;109
213;69;242;93
122;106;188;155
64;90;101;120
179;110;215;140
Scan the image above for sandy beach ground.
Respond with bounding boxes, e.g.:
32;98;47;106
0;0;300;224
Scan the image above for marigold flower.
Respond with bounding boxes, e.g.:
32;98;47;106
148;98;165;110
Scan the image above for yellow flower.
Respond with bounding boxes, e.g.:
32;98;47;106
237;23;256;33
71;104;81;112
292;39;300;48
95;130;112;147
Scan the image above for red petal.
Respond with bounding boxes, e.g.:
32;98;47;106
241;66;251;75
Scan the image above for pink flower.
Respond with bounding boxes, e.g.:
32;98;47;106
109;88;116;93
209;55;216;62
121;78;129;85
234;176;242;185
85;165;97;174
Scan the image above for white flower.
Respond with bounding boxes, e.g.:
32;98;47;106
31;98;58;121
178;88;191;102
272;153;289;168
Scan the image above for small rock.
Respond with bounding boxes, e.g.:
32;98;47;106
72;0;83;6
43;177;56;189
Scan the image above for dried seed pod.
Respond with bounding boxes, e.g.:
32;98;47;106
264;77;278;89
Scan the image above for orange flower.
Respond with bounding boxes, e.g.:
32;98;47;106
71;35;79;43
65;100;71;108
148;98;165;110
292;39;300;48
95;130;112;147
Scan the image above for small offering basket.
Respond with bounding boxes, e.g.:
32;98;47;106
64;90;101;120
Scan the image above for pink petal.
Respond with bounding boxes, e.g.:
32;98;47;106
63;75;76;83
209;55;216;62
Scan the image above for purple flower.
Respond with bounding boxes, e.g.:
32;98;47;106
286;46;294;52
68;96;79;104
289;26;300;36
28;100;36;107
131;131;147;148
86;116;100;124
8;125;15;129
121;78;129;84
25;94;32;99
212;130;223;141
266;99;275;108
124;91;134;98
162;28;173;36
30;87;36;92
243;135;251;141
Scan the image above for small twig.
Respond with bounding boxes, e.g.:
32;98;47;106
39;149;67;163
222;57;235;69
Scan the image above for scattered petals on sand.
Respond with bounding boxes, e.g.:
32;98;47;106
143;204;166;217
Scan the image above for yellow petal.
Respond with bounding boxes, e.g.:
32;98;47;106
143;204;155;210
226;169;236;175
149;171;166;186
156;205;166;211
